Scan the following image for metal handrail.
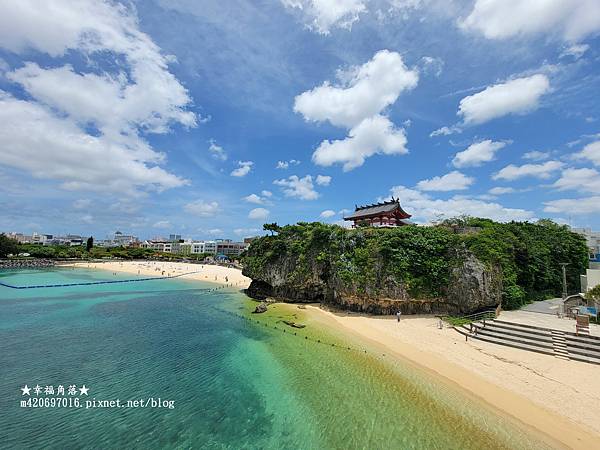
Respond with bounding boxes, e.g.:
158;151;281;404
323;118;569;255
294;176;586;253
440;308;497;324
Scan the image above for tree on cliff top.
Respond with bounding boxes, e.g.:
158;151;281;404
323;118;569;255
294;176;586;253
0;233;19;258
86;236;94;252
263;223;281;236
242;219;588;311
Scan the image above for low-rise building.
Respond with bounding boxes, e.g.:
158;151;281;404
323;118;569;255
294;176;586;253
216;239;247;258
571;227;600;261
178;240;217;255
112;231;139;247
140;240;179;253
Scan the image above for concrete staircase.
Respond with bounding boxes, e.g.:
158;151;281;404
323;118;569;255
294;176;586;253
550;330;569;360
454;319;600;365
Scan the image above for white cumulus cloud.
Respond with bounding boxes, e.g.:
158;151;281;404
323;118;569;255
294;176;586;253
184;200;219;217
315;175;332;186
460;0;600;42
523;150;550;161
243;194;265;204
416;171;474;192
0;0;196;195
230;161;254;177
295;50;418;171
488;187;516;195
576;140;600;166
452;139;507;168
552;167;600;193
312;115;409;171
458;75;550;125
208;140;227;161
276;159;300;169
274;175;320;200
295;50;418;129
0;92;187;194
430;125;460;137
493;161;564;181
389;185;535;223
281;0;367;35
248;207;270;220
544;196;600;214
320;209;336;218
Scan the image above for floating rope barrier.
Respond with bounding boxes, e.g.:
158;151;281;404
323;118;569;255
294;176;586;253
1;275;387;359
209;305;379;356
0;271;204;290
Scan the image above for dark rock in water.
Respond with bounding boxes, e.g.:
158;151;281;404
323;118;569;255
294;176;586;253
252;302;268;314
283;320;306;329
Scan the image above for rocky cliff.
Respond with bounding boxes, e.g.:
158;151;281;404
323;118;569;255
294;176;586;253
242;223;504;315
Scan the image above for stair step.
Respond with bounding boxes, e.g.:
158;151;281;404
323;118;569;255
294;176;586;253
471;327;553;349
565;335;600;349
494;319;600;342
475;324;553;342
464;333;556;356
569;354;600;365
487;321;553;338
566;345;600;360
453;324;600;366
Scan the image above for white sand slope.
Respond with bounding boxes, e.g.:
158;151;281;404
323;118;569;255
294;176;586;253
304;307;600;448
64;260;252;288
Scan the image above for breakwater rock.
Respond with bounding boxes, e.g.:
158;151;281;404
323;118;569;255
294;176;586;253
0;259;56;270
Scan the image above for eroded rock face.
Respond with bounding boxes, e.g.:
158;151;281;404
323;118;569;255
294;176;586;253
446;251;503;313
243;249;502;315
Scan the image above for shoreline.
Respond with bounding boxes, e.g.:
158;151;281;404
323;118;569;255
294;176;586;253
300;304;600;449
62;260;252;288
54;262;599;447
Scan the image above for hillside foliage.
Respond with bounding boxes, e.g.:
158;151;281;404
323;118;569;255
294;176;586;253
242;219;588;310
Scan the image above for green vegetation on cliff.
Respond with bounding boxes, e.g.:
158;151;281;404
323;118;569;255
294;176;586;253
242;219;588;310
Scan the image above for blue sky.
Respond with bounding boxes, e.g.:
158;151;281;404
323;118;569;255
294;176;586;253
1;0;599;240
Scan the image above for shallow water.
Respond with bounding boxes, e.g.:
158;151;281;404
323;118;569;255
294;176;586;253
0;268;550;449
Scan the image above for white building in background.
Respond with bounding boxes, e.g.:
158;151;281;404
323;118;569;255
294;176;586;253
31;232;53;244
112;231;139;247
581;268;600;293
571;227;600;260
140;240;179;253
216;239;247;258
179;240;217;255
96;231;139;248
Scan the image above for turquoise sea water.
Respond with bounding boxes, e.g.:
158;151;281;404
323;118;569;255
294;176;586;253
0;268;552;449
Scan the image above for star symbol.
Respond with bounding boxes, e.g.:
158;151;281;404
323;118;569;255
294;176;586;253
79;385;89;396
21;385;31;396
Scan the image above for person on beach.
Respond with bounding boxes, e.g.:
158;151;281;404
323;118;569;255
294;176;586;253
396;311;401;322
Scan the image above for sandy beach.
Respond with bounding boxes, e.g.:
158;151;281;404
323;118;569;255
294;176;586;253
64;260;252;288
302;306;600;449
62;261;599;447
